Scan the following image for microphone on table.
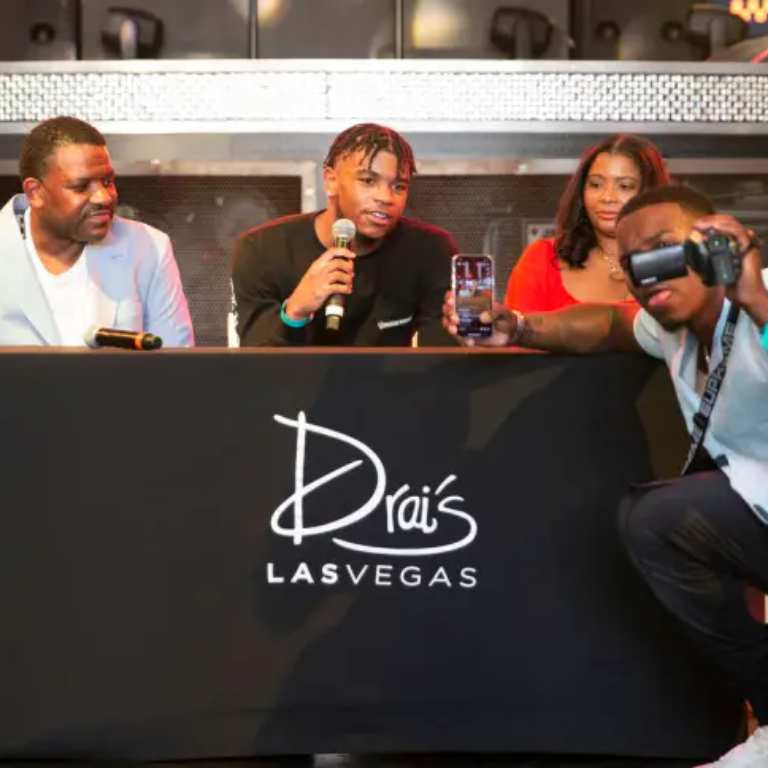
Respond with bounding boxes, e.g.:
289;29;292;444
84;326;163;350
325;218;356;331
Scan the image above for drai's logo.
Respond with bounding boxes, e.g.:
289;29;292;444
266;412;479;589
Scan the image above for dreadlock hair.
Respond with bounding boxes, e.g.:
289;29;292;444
554;134;670;269
324;123;417;177
19;116;106;182
617;184;715;222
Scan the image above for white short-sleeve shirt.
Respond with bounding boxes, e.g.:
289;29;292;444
633;268;768;525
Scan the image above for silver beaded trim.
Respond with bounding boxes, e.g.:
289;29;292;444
0;61;766;131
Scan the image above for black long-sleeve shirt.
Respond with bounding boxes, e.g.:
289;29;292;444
232;212;458;346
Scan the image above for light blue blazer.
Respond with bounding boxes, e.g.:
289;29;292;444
0;194;195;347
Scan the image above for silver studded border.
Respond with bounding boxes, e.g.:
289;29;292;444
329;71;768;124
0;70;328;123
1;61;767;129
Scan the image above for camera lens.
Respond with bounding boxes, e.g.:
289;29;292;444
627;244;688;287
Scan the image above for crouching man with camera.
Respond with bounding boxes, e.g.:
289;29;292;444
444;185;768;768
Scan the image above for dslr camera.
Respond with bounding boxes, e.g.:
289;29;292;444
625;229;742;288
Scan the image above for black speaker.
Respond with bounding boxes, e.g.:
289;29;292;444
0;0;77;60
81;0;250;59
574;0;702;60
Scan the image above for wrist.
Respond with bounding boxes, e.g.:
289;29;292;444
744;289;768;331
280;299;313;328
507;309;526;345
283;296;313;322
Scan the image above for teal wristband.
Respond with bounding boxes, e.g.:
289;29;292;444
280;300;312;329
761;322;768;351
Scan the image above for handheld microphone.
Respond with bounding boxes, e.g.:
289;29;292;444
84;326;163;350
325;218;356;331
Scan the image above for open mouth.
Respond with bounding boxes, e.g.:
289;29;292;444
645;286;673;309
365;210;392;224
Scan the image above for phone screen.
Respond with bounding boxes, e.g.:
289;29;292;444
451;254;494;338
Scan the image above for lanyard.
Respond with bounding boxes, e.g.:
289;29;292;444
680;302;741;475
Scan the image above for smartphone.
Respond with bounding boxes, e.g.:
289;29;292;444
451;253;495;338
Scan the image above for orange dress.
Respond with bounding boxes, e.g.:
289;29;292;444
504;237;637;312
504;238;579;312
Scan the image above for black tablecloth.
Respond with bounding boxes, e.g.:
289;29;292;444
0;349;744;761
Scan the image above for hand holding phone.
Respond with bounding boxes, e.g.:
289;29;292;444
451;253;495;338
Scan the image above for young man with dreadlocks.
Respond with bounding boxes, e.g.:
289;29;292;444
232;123;458;346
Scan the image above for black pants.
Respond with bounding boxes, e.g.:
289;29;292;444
619;471;768;722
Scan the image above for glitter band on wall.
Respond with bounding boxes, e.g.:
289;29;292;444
0;61;767;131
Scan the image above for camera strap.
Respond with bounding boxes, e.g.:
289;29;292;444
680;302;741;476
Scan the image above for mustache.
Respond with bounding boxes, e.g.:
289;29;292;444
83;205;114;216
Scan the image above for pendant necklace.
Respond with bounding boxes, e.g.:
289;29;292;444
597;245;624;281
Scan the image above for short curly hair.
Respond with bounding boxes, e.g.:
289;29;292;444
324;123;417;178
618;184;715;222
19;116;106;182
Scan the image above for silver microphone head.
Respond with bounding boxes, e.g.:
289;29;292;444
331;218;356;245
83;325;100;348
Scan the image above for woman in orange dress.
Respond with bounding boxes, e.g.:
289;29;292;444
504;134;671;313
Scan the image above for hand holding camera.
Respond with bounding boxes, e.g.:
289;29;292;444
690;215;766;316
624;226;751;288
624;212;766;324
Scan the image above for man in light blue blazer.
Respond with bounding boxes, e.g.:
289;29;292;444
0;116;194;347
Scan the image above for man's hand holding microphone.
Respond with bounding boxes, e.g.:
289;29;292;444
283;219;357;330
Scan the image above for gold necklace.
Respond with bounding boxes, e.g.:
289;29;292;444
596;246;625;282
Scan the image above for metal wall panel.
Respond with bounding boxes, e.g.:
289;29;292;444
80;0;250;59
574;0;704;60
256;0;396;58
0;0;78;60
404;0;571;59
